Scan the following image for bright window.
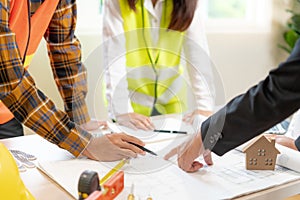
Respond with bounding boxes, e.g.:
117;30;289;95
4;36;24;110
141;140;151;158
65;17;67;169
203;0;272;33
208;0;247;19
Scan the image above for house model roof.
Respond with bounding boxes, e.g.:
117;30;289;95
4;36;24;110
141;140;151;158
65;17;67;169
242;135;280;154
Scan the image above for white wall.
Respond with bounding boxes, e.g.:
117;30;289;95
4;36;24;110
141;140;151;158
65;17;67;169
25;0;292;133
207;0;291;100
207;32;285;101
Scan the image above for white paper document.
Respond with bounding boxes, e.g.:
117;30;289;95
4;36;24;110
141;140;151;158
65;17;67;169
38;149;300;200
107;116;196;141
193;150;300;199
38;117;300;199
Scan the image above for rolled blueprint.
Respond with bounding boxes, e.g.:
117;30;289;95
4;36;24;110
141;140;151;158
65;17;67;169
276;144;300;173
285;109;300;139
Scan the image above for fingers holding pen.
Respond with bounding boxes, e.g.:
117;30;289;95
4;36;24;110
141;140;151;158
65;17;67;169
106;133;146;155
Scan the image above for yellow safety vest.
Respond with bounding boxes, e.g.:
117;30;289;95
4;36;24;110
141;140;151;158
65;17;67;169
119;0;187;116
0;0;59;124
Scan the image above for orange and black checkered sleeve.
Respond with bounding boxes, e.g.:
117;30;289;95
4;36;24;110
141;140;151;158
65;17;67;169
44;0;91;125
0;0;92;157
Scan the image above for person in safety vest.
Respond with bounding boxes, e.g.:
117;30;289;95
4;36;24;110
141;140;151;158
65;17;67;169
103;0;215;130
0;0;146;162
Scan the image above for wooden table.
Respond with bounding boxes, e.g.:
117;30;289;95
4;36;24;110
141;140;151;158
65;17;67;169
1;135;300;200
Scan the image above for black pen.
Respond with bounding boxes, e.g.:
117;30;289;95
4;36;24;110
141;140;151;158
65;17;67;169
154;129;187;134
153;129;171;133
128;142;158;156
172;131;187;134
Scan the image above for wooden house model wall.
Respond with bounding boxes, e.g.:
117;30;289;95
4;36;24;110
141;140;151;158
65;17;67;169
243;135;280;170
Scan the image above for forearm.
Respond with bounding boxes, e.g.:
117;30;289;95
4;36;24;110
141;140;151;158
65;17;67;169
184;7;215;112
0;34;91;156
188;69;215;111
201;40;300;156
47;39;90;124
45;0;90;124
0;1;92;156
103;2;133;118
105;62;134;119
184;38;215;112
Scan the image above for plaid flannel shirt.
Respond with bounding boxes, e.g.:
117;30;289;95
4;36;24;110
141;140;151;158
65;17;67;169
0;0;92;156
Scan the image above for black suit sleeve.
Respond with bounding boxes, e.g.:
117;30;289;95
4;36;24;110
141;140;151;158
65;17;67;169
201;39;300;156
295;136;300;151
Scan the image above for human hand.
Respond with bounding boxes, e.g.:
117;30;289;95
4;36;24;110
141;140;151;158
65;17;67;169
80;119;108;131
82;133;146;161
164;132;213;172
116;113;155;131
265;134;297;151
183;110;212;125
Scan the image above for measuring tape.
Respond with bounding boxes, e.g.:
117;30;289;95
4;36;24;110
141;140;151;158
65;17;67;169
78;159;128;200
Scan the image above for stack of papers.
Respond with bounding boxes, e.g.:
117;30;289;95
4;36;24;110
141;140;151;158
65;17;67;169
107;117;196;139
37;117;300;199
38;149;300;199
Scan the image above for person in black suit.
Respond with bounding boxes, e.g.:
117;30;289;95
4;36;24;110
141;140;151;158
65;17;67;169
164;39;300;172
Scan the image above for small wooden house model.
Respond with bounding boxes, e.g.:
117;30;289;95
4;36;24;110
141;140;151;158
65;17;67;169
243;135;280;170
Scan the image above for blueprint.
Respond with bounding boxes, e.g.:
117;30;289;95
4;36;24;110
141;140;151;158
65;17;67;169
38;145;300;200
37;116;300;200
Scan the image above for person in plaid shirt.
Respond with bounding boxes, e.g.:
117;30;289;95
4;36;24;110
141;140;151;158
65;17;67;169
0;0;145;161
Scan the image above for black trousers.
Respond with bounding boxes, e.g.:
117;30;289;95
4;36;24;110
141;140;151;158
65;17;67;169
0;118;24;139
